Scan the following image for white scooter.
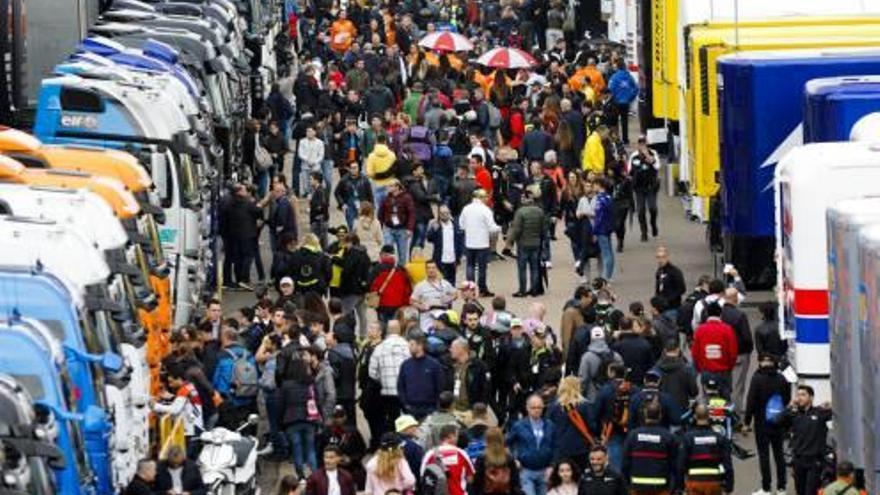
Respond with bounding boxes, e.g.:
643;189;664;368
198;414;262;495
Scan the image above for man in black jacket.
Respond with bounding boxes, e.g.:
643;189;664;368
290;234;332;300
338;234;371;335
611;317;654;386
579;445;627;495
334;161;373;229
405;162;436;252
220;184;263;290
154;446;206;495
744;354;791;495
448;337;490;413
677;404;734;495
124;459;157;495
654;246;687;315
309;172;330;250
327;299;358;424
653;340;698;413
781;385;832;495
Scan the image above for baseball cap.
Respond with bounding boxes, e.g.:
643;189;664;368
280;277;294;287
510;318;523;328
395;414;419;433
590;326;605;341
379;432;402;450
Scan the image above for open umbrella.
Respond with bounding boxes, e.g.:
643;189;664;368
475;47;538;69
418;31;474;52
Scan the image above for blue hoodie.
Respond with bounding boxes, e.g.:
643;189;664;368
593;192;614;235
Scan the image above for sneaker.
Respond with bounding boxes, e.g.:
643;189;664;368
480;290;495;298
512;292;528;298
750;490;771;495
574;260;581;270
542;261;553;269
776;490;787;495
237;281;254;291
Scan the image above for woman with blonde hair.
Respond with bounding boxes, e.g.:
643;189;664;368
546;376;596;472
471;427;521;495
364;433;415;495
353;201;384;260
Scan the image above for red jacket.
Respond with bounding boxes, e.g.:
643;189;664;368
692;318;738;373
509;109;526;150
474;165;494;206
378;191;417;231
370;258;413;309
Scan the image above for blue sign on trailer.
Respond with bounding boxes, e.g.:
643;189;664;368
718;50;880;288
804;76;880;143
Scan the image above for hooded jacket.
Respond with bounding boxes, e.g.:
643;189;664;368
291;244;331;295
692;318;738;373
744;366;791;431
654;355;698;412
578;339;623;401
366;144;397;186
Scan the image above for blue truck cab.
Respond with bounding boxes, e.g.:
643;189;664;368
717;49;880;288
804;76;880;143
0;318;102;495
0;238;125;495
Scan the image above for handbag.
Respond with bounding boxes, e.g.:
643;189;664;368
366;267;396;308
306;384;321;422
254;138;273;171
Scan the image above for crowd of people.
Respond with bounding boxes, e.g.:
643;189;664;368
126;0;850;494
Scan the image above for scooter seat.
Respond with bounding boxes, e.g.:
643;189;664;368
230;437;255;468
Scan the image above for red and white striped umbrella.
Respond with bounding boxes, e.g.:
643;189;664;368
418;31;474;52
474;47;538;69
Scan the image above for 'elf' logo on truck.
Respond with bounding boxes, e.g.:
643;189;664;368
60;114;99;129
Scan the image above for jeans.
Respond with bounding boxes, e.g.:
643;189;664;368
263;389;286;454
343;204;358;230
517;246;541;293
411;221;428;252
596;234;614;280
384;228;411;265
566;221;583;261
300;163;316;197
606;433;624;472
222;236;235;286
321;159;334;193
373;185;388;213
635;190;659;237
252;235;265;281
257;165;275;198
756;428;787;492
465;248;490;291
731;354;751;417
520;468;548;495
379;396;401;435
286;422;317;473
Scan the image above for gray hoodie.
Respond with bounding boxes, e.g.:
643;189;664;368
577;339;623;402
314;360;337;422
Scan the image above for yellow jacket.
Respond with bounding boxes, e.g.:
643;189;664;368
582;132;605;174
366;144;397;186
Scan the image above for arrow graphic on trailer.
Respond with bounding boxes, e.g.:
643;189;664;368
761;123;803;193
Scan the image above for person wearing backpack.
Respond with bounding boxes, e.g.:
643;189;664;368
420;424;475;495
820;461;868;495
627;370;680;430
472;427;522;495
677;404;734;495
743;354;791;495
607;60;639;143
212;327;259;429
577;326;623;403
547;377;597;472
593;363;639;471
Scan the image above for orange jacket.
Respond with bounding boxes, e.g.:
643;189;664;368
329;19;357;53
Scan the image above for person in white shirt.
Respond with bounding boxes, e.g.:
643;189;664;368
411;260;458;331
458;189;501;296
297;126;325;196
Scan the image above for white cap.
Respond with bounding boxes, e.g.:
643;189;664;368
590;326;605;341
280;276;294;286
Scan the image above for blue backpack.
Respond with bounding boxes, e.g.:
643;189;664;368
612;70;639;105
465;436;486;461
764;393;784;424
